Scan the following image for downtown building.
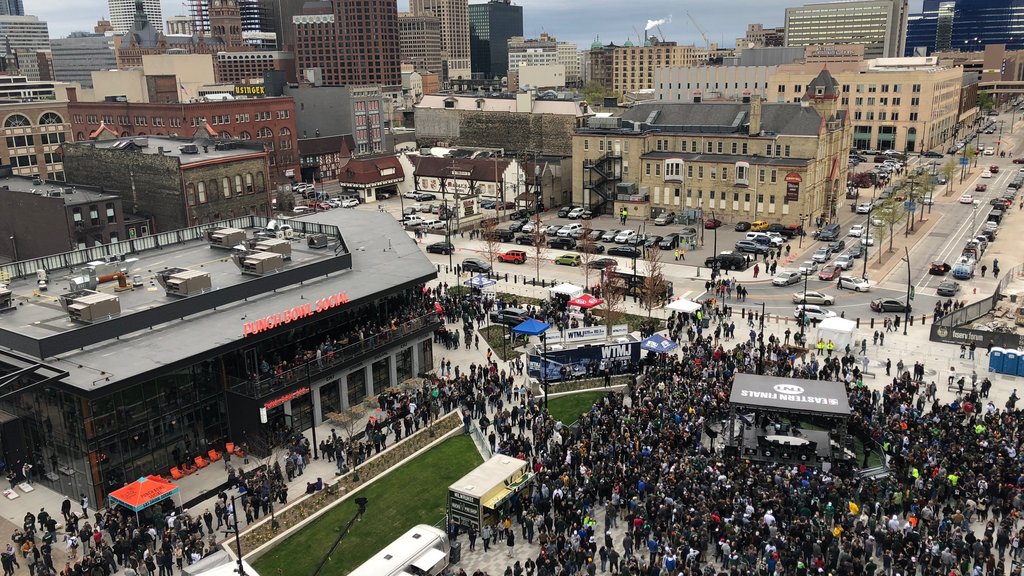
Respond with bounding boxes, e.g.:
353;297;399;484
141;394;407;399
292;0;401;88
468;0;522;80
784;0;909;58
0;14;50;80
0;209;439;504
109;0;163;34
409;0;470;81
906;0;1024;55
574;70;851;224
398;12;444;76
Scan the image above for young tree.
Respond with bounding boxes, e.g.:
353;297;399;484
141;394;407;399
639;245;666;318
577;221;598;289
875;198;905;254
481;218;502;274
599;262;625;334
528;212;548;285
941;159;958;196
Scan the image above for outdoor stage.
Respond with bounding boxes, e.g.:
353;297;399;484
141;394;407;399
724;374;854;470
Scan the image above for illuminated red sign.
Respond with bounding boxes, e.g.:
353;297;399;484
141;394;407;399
264;387;310;409
243;291;350;337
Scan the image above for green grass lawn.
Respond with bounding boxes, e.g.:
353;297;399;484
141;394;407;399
253;435;482;576
546;391;606;426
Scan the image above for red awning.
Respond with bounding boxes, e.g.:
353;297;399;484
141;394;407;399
568;293;603;309
107;475;179;512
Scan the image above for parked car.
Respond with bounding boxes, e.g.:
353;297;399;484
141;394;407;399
750;220;769;231
587;229;606;241
425;242;454;255
654;212;677;226
734;221;752;232
772;271;802;286
614;230;637;243
735;240;768;254
515;234;536;246
557;205;578;218
871;298;911;313
341;197;359;208
547;237;577;250
794;304;836;323
489;307;528;326
658;233;681;250
544;225;563;237
922;151;944;158
578;243;606;254
557;223;583;237
461;258;492;273
554;254;582;266
484;228;514;242
936;280;961;297
567;207;586;219
508;219;528;233
601;229;622;242
497;250;527;264
588;257;618;270
856;203;873;214
837;276;871;292
818;264;841;281
704;218;723;229
414;192;436;201
792;291;835;305
608;245;641;258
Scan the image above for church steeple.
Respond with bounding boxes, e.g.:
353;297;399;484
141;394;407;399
133;0;148;31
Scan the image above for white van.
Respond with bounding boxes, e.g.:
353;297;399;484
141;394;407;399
421;219;445;230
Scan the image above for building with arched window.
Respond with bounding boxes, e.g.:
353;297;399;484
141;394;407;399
61;135;271;232
0;100;72;181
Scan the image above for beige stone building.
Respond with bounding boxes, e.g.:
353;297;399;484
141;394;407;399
409;0;470;81
0;100;71;181
573;69;851;226
588;38;718;95
769;56;962;153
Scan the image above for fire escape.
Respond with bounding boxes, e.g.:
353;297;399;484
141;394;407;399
582;149;621;216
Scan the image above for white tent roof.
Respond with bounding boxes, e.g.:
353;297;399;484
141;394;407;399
817;316;857;333
549;283;584;296
664;299;702;313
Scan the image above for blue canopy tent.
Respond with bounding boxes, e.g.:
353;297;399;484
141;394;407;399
463;275;497;289
513;318;552;407
640;333;678;354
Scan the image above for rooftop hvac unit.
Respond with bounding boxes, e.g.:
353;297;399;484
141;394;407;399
60;290;121;323
308;234;329;249
248;237;292;260
207;227;248;249
0;286;13;313
155;268;212;297
232;250;284;276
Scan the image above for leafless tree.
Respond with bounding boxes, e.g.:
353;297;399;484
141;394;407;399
599;261;625;333
577;220;597;290
481;218;502;274
529;212;548;285
639;245;667;318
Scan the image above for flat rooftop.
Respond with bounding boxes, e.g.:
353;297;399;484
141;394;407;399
86;136;266;166
0;209;436;392
0;176;118;205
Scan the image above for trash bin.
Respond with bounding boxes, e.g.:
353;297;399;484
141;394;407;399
449;541;462;564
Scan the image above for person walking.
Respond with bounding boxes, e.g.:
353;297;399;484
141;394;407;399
506;530;515;558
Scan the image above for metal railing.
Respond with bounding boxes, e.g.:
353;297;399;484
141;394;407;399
227;312;439;399
935;263;1021;327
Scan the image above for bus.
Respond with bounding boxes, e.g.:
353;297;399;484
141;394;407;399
610;268;673;301
348;524;450;576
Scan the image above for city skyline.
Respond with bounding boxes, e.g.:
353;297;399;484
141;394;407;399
33;0;928;48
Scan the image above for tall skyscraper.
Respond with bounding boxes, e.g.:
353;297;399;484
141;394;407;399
399;12;444;75
0;0;23;16
109;0;163;34
293;0;401;87
0;15;50;80
186;0;281;49
50;34;117;87
784;0;908;58
410;0;470;80
468;0;522;80
906;0;1024;55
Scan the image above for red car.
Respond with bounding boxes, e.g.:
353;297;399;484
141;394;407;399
990;165;999;173
818;264;841;280
976;183;987;192
704;218;723;229
1014;158;1024;164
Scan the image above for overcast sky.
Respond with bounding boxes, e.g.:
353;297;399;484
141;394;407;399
35;0;925;48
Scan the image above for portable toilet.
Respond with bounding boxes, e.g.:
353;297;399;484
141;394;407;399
989;347;1006;373
1017;350;1024;377
1006;349;1020;376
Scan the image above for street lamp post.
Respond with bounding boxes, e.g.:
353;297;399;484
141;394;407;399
928;162;936;214
862;205;871;280
901;247;911;336
709;211;719;279
798;268;809;344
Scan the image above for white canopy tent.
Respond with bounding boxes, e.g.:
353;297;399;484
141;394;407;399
816;316;857;352
664;299;702;313
549;283;584;300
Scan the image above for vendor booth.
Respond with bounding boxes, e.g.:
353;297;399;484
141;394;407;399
527;333;640;381
725;374;853;471
448;456;533;530
815;317;857;354
106;475;181;521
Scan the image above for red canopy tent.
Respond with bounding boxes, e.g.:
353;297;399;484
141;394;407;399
107;475;181;518
568;293;603;309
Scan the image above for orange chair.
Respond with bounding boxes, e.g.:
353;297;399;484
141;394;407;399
170;467;184;480
207;449;222;462
194;455;209;469
181;464;195;476
226;442;235;454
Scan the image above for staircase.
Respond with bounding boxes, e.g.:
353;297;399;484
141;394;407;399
583;151;621;216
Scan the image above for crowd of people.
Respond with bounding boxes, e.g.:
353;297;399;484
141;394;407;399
426;291;1024;576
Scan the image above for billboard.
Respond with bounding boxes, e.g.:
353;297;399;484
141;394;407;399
527;340;640;381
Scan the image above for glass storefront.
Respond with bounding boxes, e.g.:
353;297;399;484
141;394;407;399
420;339;434;375
347;368;367;406
320;380;341;421
372;358;390;396
396;347;414;382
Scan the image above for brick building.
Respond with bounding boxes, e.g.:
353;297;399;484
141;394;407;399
0;173;126;260
293;0;401;87
67;94;299;182
215;51;295;84
61;135;272;231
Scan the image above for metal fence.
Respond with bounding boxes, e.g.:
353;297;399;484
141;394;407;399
935;263;1021;327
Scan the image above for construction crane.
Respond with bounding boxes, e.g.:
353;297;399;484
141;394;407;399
686;11;710;52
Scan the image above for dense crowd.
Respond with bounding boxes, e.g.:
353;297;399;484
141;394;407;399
433;294;1024;576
